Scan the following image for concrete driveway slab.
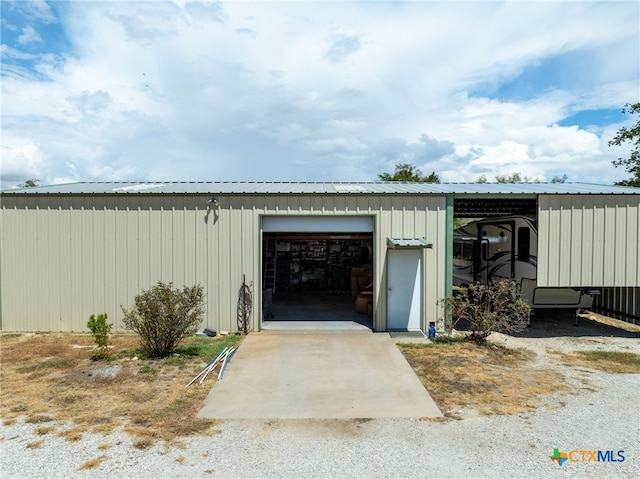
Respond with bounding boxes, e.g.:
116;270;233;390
198;330;442;419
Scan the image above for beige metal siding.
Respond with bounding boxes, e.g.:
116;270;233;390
1;194;447;333
538;195;640;287
1;195;213;331
255;194;447;332
370;195;447;332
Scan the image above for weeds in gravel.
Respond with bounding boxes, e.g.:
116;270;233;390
25;414;55;424
0;333;241;448
133;437;154;450
398;340;567;418
551;350;640;373
34;426;55;435
79;456;107;470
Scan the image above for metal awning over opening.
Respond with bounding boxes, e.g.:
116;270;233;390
386;238;433;249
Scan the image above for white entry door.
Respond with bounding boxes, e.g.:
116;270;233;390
387;249;422;330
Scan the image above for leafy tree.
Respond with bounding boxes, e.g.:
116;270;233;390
495;172;540;183
378;162;440;183
17;179;40;188
609;102;640;187
439;279;531;344
551;174;568;184
495;173;519;183
474;172;540;183
422;171;440;183
121;281;205;358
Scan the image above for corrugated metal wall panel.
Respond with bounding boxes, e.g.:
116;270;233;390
12;191;640;332
591;196;606;284
228;197;242;331
580;199;594;284
222;193;446;333
602;199;617;284
1;193;447;333
538;195;640;287
558;198;573;284
568;196;583;285
624;198;639;285
1;201;16;330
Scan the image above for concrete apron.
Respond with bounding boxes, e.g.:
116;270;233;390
198;330;442;420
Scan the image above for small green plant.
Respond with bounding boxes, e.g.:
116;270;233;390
174;334;241;361
121;281;205;359
439;279;531;344
2;333;22;338
87;313;113;359
573;350;640;373
431;334;468;345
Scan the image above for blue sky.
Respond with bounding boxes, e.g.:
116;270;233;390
1;0;639;189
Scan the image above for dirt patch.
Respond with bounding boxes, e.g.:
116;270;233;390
0;333;241;448
400;310;640;419
399;341;568;418
64;365;122;382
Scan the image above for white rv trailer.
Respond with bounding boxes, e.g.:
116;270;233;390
453;215;595;309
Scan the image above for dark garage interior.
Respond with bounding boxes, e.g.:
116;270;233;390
262;232;374;327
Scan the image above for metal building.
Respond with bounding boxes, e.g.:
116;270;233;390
1;181;639;332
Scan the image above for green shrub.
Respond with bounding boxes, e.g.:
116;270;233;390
431;334;468;345
439;279;531;344
121;282;205;359
87;313;113;359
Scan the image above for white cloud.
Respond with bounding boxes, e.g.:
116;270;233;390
12;0;57;24
17;25;42;45
470;141;537;176
0;1;638;189
0;140;48;187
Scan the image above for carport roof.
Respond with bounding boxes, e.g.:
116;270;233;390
2;181;639;195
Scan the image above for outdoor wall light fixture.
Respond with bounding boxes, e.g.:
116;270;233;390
205;197;219;225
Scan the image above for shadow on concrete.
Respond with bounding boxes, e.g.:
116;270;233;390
266;290;373;329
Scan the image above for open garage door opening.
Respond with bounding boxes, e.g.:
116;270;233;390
261;216;375;330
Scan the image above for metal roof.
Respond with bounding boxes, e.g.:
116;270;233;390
1;181;639;196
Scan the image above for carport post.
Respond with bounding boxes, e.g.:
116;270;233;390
444;196;454;332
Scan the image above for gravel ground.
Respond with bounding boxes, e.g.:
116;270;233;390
2;315;639;479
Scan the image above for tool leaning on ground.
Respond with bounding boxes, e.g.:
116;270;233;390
186;345;239;387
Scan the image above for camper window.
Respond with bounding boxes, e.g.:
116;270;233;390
453;240;474;261
517;227;530;262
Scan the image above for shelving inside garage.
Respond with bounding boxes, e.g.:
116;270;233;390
263;233;373;294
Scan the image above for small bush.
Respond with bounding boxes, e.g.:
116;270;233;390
121;281;205;359
87;313;113;359
440;279;531;344
431;334;468;345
